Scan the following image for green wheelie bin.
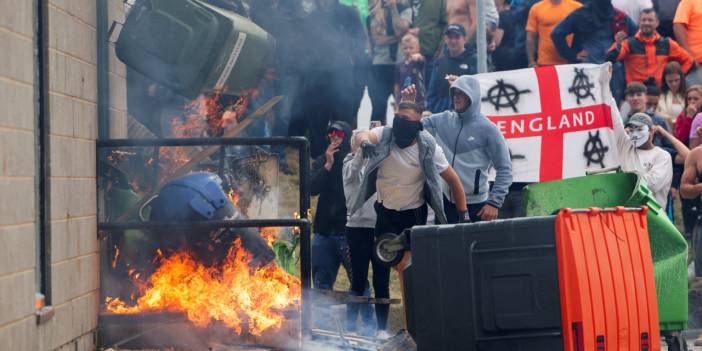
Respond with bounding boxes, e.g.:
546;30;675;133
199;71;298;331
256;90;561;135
523;172;688;332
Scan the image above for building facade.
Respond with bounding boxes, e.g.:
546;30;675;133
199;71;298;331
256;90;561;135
0;1;126;349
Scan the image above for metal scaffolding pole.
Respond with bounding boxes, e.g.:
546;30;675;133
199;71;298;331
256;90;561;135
476;0;488;73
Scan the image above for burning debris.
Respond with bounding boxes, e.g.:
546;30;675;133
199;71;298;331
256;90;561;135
102;171;302;348
105;238;301;336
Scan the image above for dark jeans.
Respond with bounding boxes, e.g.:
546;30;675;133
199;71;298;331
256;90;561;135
312;233;372;331
345;226;382;335
440;196;486;224
682;198;701;237
694;219;702;277
369;64;395;124
499;188;526;219
373;202;428;330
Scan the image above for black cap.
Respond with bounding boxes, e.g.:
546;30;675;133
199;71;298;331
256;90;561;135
444;23;466;36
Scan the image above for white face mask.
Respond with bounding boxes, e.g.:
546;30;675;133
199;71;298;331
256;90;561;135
628;125;650;148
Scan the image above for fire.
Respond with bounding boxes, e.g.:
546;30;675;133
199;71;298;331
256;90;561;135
112;245;120;268
259;227;280;246
171;90;255;138
157;90;255;181
105;238;300;336
228;189;240;208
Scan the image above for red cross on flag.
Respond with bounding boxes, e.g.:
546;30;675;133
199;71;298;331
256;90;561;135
478;63;619;183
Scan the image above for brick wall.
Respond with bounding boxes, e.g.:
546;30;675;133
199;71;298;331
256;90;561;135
0;1;125;350
0;0;41;349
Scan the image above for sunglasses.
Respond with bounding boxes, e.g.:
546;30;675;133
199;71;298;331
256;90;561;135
395;113;413;120
327;129;346;139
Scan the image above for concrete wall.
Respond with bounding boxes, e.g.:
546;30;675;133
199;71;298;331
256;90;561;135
0;1;125;350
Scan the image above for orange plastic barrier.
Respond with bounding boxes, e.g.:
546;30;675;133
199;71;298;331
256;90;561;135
556;207;660;351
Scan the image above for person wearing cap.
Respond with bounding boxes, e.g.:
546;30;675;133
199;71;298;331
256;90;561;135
349;101;467;337
622;82;672;147
612;107;689;210
426;23;476;113
310;120;372;330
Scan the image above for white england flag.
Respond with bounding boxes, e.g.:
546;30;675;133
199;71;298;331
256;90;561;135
478;63;619;183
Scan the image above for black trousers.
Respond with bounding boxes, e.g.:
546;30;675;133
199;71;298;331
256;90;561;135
373;202;428;330
499;188;526;219
682;197;700;237
369;64;395;125
440;196;486;224
345;226;379;333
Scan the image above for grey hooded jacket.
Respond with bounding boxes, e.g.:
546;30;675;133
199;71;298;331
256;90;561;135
348;127;448;224
342;152;377;228
423;75;512;207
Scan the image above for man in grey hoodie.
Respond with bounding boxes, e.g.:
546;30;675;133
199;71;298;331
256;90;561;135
408;75;512;222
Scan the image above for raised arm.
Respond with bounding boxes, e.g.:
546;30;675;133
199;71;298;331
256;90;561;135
655;125;690;164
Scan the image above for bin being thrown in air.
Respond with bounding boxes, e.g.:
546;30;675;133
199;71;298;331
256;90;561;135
115;0;275;98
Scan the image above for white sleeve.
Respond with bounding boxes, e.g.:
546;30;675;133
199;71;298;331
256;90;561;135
433;144;450;174
644;150;673;196
370;126;385;144
610;99;638;171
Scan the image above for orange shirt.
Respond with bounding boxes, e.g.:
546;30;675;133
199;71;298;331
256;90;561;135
674;0;702;63
526;0;583;66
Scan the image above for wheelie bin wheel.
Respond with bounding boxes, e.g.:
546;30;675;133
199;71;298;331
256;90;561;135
374;233;405;268
663;332;688;351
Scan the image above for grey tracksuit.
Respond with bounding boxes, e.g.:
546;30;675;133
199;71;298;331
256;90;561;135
422;75;512;207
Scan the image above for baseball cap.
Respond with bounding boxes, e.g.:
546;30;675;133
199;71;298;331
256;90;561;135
625;82;647;95
444;23;466;36
626;112;653;129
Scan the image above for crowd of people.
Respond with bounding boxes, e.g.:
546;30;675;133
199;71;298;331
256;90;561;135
265;0;702;342
148;0;702;342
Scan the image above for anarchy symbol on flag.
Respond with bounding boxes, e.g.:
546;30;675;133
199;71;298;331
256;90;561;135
478;63;618;183
481;79;532;113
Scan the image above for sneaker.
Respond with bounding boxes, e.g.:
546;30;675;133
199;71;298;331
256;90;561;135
376;330;391;340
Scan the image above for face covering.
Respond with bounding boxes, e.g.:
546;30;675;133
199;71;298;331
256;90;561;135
392;115;423;148
628;125;650;148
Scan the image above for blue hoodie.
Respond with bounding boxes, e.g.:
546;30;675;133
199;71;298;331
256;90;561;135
422;75;513;207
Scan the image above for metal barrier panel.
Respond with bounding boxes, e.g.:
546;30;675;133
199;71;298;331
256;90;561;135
96;137;310;350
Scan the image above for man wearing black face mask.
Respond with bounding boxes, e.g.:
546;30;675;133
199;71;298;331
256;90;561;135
348;102;466;336
406;75;513;223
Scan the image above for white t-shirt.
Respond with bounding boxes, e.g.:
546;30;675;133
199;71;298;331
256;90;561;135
370;127;450;211
612;103;673;209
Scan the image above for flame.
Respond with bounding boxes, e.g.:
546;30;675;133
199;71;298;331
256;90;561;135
156;90;255;181
228;189;241;208
105;239;300;336
259;227;280;246
112;245;120;268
